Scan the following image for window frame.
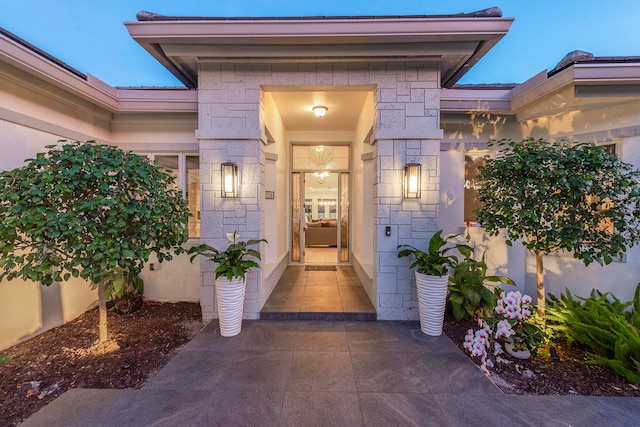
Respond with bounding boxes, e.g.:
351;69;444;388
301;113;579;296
463;150;494;225
140;152;200;239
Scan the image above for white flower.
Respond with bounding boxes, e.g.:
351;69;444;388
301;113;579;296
226;231;240;243
480;364;490;376
494;320;513;339
522;295;532;304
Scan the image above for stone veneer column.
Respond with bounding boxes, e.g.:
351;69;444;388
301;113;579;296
197;63;266;321
372;62;443;320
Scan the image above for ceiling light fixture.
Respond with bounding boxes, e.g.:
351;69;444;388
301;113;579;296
312;105;328;118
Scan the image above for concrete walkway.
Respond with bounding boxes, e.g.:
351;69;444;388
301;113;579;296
23;320;640;426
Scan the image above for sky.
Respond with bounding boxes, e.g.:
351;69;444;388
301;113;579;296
1;1;639;87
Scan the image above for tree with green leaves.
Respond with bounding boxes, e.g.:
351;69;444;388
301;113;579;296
476;138;640;317
0;141;190;342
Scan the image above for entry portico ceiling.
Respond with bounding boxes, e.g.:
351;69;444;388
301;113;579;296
125;8;513;89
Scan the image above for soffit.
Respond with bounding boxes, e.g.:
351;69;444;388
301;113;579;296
267;89;370;131
125;15;513;89
511;62;640;122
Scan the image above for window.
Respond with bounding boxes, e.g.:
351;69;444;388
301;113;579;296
587;141;620;236
147;153;200;238
317;199;337;219
304;199;312;221
464;152;492;223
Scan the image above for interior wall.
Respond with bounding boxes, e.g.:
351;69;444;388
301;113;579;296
351;91;376;298
261;92;290;304
262;92;288;268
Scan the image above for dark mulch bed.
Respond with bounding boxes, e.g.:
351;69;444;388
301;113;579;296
0;301;202;427
443;313;640;397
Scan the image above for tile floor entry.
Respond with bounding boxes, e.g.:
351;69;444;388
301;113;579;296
260;265;376;321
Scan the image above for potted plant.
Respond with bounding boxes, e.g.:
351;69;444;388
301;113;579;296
189;231;267;337
397;230;472;336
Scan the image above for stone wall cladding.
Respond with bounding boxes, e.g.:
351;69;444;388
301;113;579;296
198;61;439;136
375;138;441;320
197;60;440;321
198;137;265;320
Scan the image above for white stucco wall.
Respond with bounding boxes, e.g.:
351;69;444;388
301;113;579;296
0;119;99;350
517;101;640;303
1;70;202;349
439;150;527;293
439;94;640;304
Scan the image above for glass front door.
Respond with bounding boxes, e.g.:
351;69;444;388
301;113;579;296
291;145;350;264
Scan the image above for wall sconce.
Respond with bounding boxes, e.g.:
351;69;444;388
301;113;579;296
404;163;421;199
221;162;238;198
312;105;328;118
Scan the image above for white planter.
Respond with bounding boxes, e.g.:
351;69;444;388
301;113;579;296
215;276;246;337
504;339;531;360
415;272;449;336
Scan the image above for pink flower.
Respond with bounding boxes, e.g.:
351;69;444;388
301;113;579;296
522;295;532;304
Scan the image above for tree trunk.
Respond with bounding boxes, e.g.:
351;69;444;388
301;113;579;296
536;252;545;319
98;279;108;342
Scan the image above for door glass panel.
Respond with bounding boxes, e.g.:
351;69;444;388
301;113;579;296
291;172;301;262
304;172;338;264
340;172;350;263
292;145;349;170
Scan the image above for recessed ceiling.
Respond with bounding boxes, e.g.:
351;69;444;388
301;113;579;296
268;90;370;131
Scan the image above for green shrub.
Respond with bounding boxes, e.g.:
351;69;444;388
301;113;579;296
547;284;640;383
448;257;515;322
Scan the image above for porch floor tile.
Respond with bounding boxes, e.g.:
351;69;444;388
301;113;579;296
261;265;376;321
23;320;640;426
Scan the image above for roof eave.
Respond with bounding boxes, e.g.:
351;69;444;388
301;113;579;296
0;29;119;112
125;15;513;89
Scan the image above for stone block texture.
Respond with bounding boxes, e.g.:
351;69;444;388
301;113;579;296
196;61;442;321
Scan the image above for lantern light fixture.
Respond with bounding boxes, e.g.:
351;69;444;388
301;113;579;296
312;105;328;118
221;162;238;198
404;163;421;199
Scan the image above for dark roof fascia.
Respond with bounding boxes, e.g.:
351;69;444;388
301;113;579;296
0;26;87;80
452;83;517;90
549;56;640;77
136;7;503;22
